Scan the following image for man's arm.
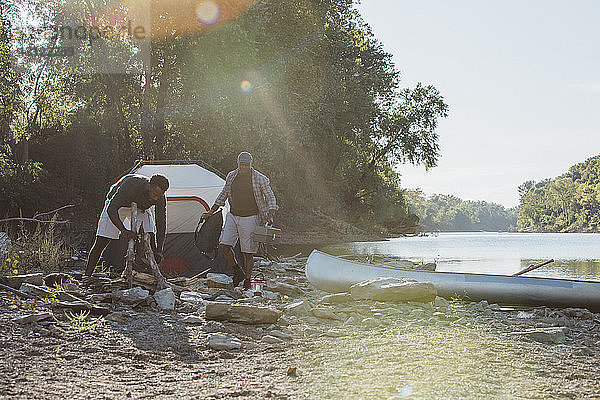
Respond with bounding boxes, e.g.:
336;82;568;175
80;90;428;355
106;182;137;241
261;176;278;223
203;172;233;217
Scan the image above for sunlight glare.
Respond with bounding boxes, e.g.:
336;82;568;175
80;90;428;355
196;1;221;25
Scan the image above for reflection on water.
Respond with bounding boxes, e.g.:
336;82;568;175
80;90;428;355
277;232;600;281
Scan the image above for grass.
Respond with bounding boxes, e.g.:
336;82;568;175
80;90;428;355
0;217;72;275
53;310;104;335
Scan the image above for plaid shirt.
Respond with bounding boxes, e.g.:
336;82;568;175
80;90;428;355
214;168;278;224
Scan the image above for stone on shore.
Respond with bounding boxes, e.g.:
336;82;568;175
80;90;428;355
320;293;353;304
265;282;304;297
510;327;569;344
205;302;281;324
1;273;44;289
153;288;175;310
19;283;52;299
284;300;311;316
261;335;284;344
111;287;149;305
207;333;242;350
12;312;53;324
350;277;437;303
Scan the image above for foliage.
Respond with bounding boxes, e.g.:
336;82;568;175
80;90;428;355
53;310;104;335
517;155;600;232
3;220;72;273
1;0;448;235
406;190;517;232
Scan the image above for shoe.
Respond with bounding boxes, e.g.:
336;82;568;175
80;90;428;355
243;279;251;290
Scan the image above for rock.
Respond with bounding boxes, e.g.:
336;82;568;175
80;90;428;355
350;277;437;303
153;288;175;310
320;293;353;304
489;303;502;311
44;273;72;288
180;291;210;305
433;296;450;308
263;290;280;301
12;312;53;324
344;316;358;325
182;315;204;324
19;283;52;299
208;333;242;350
54;301;92;312
91;305;111;316
111;287;149;305
89;293;112;303
205;302;281;324
0;273;44;289
561;307;595;320
269;329;293;340
214;295;235;302
265;282;304;297
312;308;344;320
206;273;233;289
284;301;311;316
57;292;82;302
106;312;128;323
262;335;284;344
510;327;569;344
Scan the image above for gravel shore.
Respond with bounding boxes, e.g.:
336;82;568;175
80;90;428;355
1;256;600;399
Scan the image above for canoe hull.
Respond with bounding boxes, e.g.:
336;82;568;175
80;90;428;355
306;250;600;311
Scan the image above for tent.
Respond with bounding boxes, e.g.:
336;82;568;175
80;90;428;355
102;160;236;276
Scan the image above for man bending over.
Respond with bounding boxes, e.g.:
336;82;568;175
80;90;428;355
85;173;169;276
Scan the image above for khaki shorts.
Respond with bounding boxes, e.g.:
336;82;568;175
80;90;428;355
96;199;155;240
219;213;258;254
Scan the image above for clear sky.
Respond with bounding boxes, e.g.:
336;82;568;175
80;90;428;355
355;0;600;207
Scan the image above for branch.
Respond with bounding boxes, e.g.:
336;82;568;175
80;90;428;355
0;218;69;224
33;204;75;219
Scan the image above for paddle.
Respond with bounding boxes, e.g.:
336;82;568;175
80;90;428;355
512;259;554;276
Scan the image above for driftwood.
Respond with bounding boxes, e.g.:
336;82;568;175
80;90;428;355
142;232;166;290
0;204;74;224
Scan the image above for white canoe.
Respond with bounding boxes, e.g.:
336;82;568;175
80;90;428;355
306;250;600;311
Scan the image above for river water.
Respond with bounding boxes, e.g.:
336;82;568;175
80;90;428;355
284;232;600;281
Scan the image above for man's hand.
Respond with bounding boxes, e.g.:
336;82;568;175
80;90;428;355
201;211;214;220
121;229;137;241
267;209;276;225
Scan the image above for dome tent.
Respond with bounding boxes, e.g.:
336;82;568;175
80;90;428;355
102;160;237;276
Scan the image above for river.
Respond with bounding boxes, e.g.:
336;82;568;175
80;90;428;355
282;232;600;281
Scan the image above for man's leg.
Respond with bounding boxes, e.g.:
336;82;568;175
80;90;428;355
85;236;111;276
242;252;254;290
220;244;238;268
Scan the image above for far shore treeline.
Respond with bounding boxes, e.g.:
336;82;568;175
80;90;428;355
0;0;448;236
517;156;600;233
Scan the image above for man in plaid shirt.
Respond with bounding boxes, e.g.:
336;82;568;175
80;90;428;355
203;152;278;289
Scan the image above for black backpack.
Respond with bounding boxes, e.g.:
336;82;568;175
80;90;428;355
194;210;223;260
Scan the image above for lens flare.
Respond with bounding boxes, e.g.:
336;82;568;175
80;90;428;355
196;1;221;25
240;80;253;93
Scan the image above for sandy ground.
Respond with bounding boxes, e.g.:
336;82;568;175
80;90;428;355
2;256;600;399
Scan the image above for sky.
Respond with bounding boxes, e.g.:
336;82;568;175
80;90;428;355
355;0;600;207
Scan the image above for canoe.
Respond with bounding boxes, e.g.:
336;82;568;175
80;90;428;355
306;250;600;311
